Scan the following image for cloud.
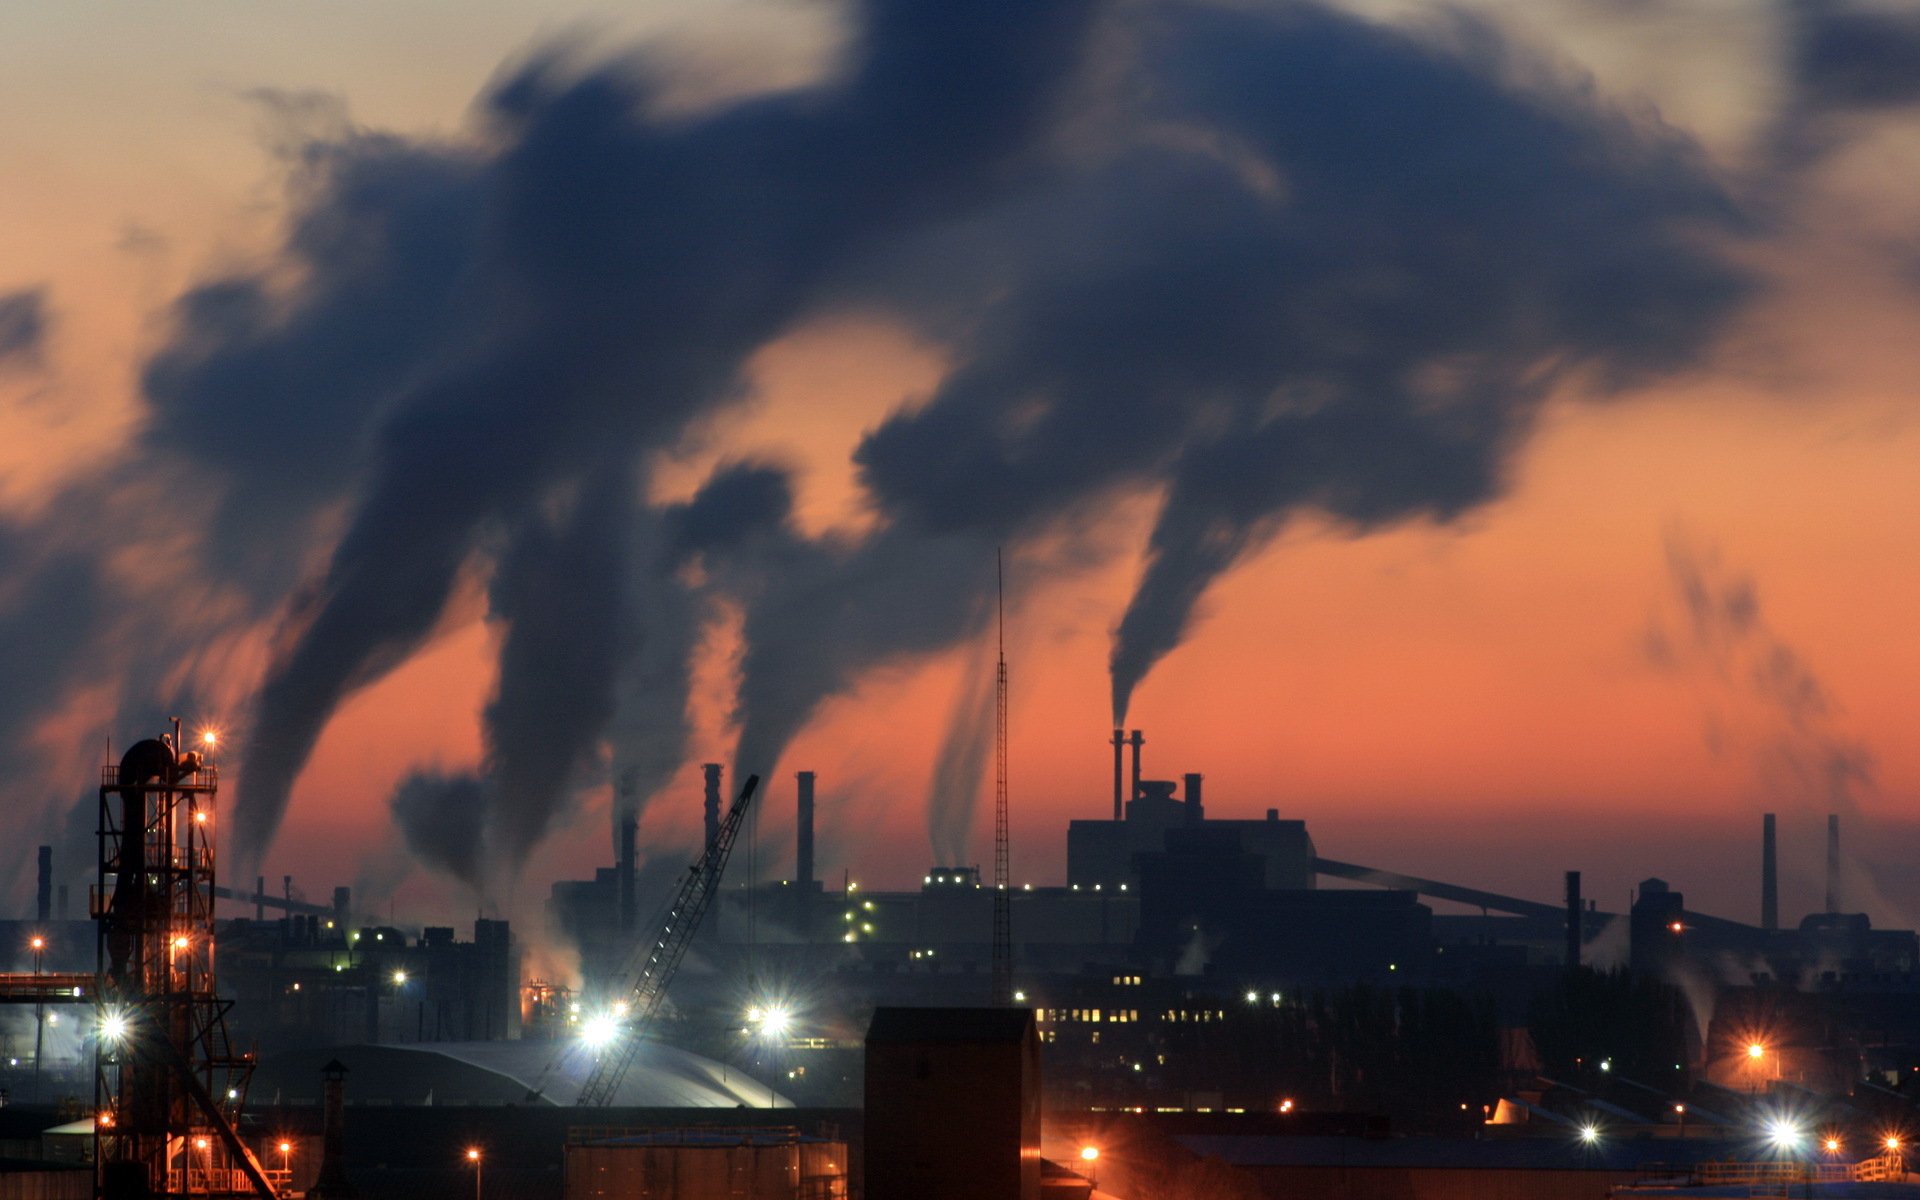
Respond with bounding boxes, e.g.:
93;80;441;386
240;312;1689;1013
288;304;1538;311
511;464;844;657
0;288;50;369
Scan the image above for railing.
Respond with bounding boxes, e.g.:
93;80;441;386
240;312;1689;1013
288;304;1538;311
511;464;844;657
1688;1153;1906;1188
0;973;93;1003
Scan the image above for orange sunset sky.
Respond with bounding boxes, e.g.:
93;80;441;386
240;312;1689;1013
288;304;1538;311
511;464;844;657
2;0;1918;940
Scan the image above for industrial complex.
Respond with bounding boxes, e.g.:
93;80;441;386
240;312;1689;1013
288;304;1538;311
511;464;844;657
4;726;1920;1199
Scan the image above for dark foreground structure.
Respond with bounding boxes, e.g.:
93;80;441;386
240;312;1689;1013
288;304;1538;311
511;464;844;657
865;1007;1041;1200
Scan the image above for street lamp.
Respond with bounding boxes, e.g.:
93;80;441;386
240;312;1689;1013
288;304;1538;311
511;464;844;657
466;1146;483;1200
1079;1145;1099;1187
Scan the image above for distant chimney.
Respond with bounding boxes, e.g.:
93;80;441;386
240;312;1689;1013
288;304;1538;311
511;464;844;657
309;1060;357;1198
1761;813;1778;932
35;845;50;923
1565;871;1582;968
256;875;266;922
1110;730;1125;821
1128;730;1144;806
703;763;723;850
797;771;816;888
1826;813;1841;914
1183;773;1204;825
618;812;637;933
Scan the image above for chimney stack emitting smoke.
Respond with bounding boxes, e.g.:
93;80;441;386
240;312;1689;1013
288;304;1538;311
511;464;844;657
1761;813;1778;932
1565;870;1581;968
703;763;722;850
1827;813;1841;914
797;771;816;889
35;845;50;923
1128;730;1144;807
618;812;637;934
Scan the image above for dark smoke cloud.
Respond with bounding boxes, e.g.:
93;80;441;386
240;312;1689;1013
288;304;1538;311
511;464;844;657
927;636;999;865
0;288;50;368
854;4;1750;726
391;770;487;885
231;0;1102;872
1789;0;1920;115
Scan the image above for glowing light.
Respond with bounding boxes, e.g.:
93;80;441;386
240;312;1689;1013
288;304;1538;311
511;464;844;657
29;936;45;951
1887;1136;1903;1151
194;810;208;824
1245;990;1259;1004
1013;991;1026;1002
391;970;408;985
1279;1099;1295;1114
1825;1137;1842;1152
1766;1117;1803;1149
172;935;190;951
97;1111;114;1129
193;1138;209;1151
1748;1042;1767;1060
202;731;218;748
1668;921;1683;933
1579;1124;1601;1145
278;1141;292;1154
466;1147;482;1163
1079;1146;1099;1163
580;1012;622;1049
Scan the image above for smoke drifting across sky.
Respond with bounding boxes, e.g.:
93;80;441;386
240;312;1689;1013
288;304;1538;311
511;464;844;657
15;0;1879;904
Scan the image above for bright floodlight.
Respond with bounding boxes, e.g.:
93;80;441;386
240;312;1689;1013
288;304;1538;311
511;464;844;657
1079;1146;1099;1163
466;1147;482;1163
759;1006;792;1038
98;1010;130;1044
391;970;407;985
202;730;218;747
1767;1118;1802;1149
1825;1137;1842;1152
1579;1124;1601;1145
580;1012;622;1049
1887;1136;1903;1152
1748;1042;1767;1059
1244;990;1259;1004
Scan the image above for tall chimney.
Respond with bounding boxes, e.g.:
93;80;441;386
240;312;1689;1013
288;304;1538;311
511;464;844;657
35;846;50;923
309;1060;356;1198
617;812;637;933
1565;871;1582;968
1111;730;1125;821
1826;813;1841;914
1183;773;1204;825
796;771;816;888
703;763;723;850
1761;813;1778;932
1128;730;1144;806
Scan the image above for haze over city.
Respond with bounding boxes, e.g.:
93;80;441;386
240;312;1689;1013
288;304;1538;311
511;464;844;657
3;0;1918;939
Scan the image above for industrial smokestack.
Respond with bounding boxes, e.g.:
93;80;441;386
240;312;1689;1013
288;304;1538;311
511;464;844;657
703;763;722;850
1128;730;1144;807
1761;813;1778;932
1565;871;1581;968
35;845;50;923
797;771;816;888
1183;773;1204;825
1827;813;1841;914
309;1060;355;1199
1111;729;1125;821
618;812;637;933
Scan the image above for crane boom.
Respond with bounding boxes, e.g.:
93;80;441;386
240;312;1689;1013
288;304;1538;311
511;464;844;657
574;773;760;1107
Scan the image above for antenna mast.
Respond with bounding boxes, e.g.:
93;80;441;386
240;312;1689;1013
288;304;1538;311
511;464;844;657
992;551;1013;1006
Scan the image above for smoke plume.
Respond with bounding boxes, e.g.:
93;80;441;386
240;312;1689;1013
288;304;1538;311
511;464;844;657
0;288;49;369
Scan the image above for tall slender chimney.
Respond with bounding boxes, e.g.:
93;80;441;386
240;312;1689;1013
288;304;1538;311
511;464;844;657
797;771;816;888
1183;773;1204;825
1761;813;1778;932
1111;729;1125;821
1826;813;1841;914
1565;871;1582;968
703;764;723;850
309;1060;356;1198
35;845;50;923
618;812;637;933
1128;730;1144;806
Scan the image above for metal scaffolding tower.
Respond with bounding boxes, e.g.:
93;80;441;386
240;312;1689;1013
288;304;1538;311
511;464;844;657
94;722;276;1198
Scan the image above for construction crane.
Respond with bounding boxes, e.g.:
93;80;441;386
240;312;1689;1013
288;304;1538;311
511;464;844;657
555;773;760;1107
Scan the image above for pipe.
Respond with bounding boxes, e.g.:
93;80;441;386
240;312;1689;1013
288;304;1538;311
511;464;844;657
1111;730;1125;821
797;771;816;888
1761;813;1778;932
1128;730;1144;807
1827;813;1841;914
1565;870;1581;968
703;763;723;850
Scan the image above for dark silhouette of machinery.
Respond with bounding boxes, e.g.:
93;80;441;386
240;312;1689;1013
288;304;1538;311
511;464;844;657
94;723;276;1198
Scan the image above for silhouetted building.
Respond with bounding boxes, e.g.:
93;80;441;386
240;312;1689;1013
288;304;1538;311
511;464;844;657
865;1008;1040;1200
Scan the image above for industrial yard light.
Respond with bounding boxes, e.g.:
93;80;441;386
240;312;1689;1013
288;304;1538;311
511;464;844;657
467;1146;483;1200
1578;1123;1601;1146
1765;1117;1803;1151
97;1009;130;1045
279;1140;292;1178
1824;1137;1843;1154
1886;1135;1904;1152
391;969;408;986
1079;1145;1099;1186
